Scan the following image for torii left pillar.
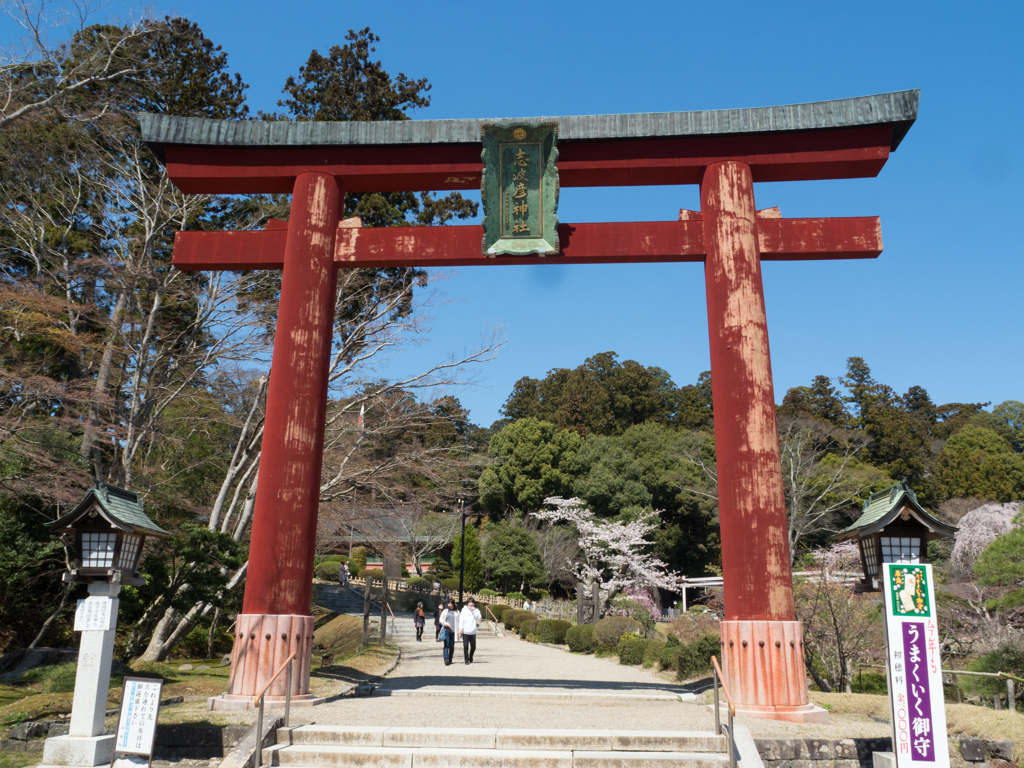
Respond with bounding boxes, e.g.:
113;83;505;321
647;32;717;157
211;172;342;710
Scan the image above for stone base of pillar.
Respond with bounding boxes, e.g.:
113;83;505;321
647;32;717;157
208;614;324;712
718;620;830;724
39;734;114;767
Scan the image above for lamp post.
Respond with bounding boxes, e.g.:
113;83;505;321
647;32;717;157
40;481;169;768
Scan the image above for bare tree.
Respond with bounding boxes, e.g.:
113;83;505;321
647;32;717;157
795;542;884;693
779;415;885;561
1;0;154;129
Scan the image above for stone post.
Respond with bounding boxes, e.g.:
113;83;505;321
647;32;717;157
40;581;120;768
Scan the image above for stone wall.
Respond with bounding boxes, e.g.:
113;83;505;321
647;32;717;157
754;737;1015;768
1;722;251;760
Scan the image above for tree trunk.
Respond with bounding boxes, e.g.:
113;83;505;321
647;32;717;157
843;657;853;694
804;654;833;692
591;580;600;624
380;579;389;646
576;582;586;625
29;582;74;649
207;608;220;659
362;576;372;649
140;607;179;661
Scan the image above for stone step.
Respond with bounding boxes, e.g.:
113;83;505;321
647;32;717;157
264;743;729;768
278;727;725;753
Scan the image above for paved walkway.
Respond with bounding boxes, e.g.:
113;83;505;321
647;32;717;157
291;628;891;739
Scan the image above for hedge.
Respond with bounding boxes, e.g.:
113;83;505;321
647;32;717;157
359;568;385;580
407;576;431;590
315;561;341;581
565;624;597;654
617;632;647;665
441;577;460;591
643;639;666;668
478;588;499;597
519;619;539;638
488;604;510;621
673;633;721;681
594;616;644;650
512;611;538;633
504;609;534;631
505;592;528;603
535;619;571;645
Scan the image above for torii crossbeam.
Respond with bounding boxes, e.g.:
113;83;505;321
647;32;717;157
142;89;918;720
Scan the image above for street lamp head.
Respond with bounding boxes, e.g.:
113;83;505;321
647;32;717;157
49;481;170;586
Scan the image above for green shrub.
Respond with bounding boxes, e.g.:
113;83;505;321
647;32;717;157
536;619;571;645
594;616;644;650
503;609;524;630
643;640;667;668
407;576;431;590
324;554;346;563
315;561;341;581
855;671;889;695
617;632;647;665
660;644;677;671
489;604;509;621
536;589;550;600
478;588;499;597
687;604;710;613
505;592;527;603
565;624;598;653
359;568;386;580
442;577;460;591
519;619;540;638
349;547;367;573
512;611;538;632
675;633;721;681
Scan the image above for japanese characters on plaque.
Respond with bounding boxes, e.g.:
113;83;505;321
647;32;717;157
882;563;949;768
481;123;559;256
114;677;163;760
73;596;114;632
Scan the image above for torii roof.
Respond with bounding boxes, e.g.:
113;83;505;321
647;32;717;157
140;89;919;155
836;481;957;541
49;481;171;539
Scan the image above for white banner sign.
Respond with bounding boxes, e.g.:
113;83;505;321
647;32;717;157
73;597;114;632
114;677;163;758
882;562;949;768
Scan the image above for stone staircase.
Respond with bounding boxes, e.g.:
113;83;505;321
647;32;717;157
387;618;502;639
264;725;750;767
316;584;381;615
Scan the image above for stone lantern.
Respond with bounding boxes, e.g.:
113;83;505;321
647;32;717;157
40;482;169;768
835;480;956;592
48;481;169;586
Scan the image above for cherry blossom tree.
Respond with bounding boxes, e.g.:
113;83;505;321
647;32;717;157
949;502;1021;574
531;496;682;617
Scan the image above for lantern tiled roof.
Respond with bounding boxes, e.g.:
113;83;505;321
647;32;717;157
48;481;171;538
835;481;957;541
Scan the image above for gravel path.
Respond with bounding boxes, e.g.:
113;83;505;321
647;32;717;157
288;630;892;740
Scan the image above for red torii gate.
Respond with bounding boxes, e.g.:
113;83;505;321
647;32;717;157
142;89;918;721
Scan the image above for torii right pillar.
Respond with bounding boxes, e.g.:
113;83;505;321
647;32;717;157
702;160;829;723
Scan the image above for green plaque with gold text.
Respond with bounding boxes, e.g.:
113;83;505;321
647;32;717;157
481;123;559;256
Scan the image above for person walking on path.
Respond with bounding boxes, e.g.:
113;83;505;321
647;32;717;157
458;597;482;665
440;598;459;665
433;599;444;642
413;602;426;642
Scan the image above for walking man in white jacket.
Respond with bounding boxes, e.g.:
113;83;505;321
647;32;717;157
458;598;483;665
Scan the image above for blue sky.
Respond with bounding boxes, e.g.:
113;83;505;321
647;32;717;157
7;0;1021;427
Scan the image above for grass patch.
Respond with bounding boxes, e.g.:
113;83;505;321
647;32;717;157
811;692;1024;762
313;613;365;661
0;752;39;768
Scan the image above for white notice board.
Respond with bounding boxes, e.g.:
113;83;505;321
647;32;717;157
113;677;164;765
74;597;114;631
881;563;950;768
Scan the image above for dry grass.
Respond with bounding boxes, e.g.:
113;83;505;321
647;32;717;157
811;692;1024;761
